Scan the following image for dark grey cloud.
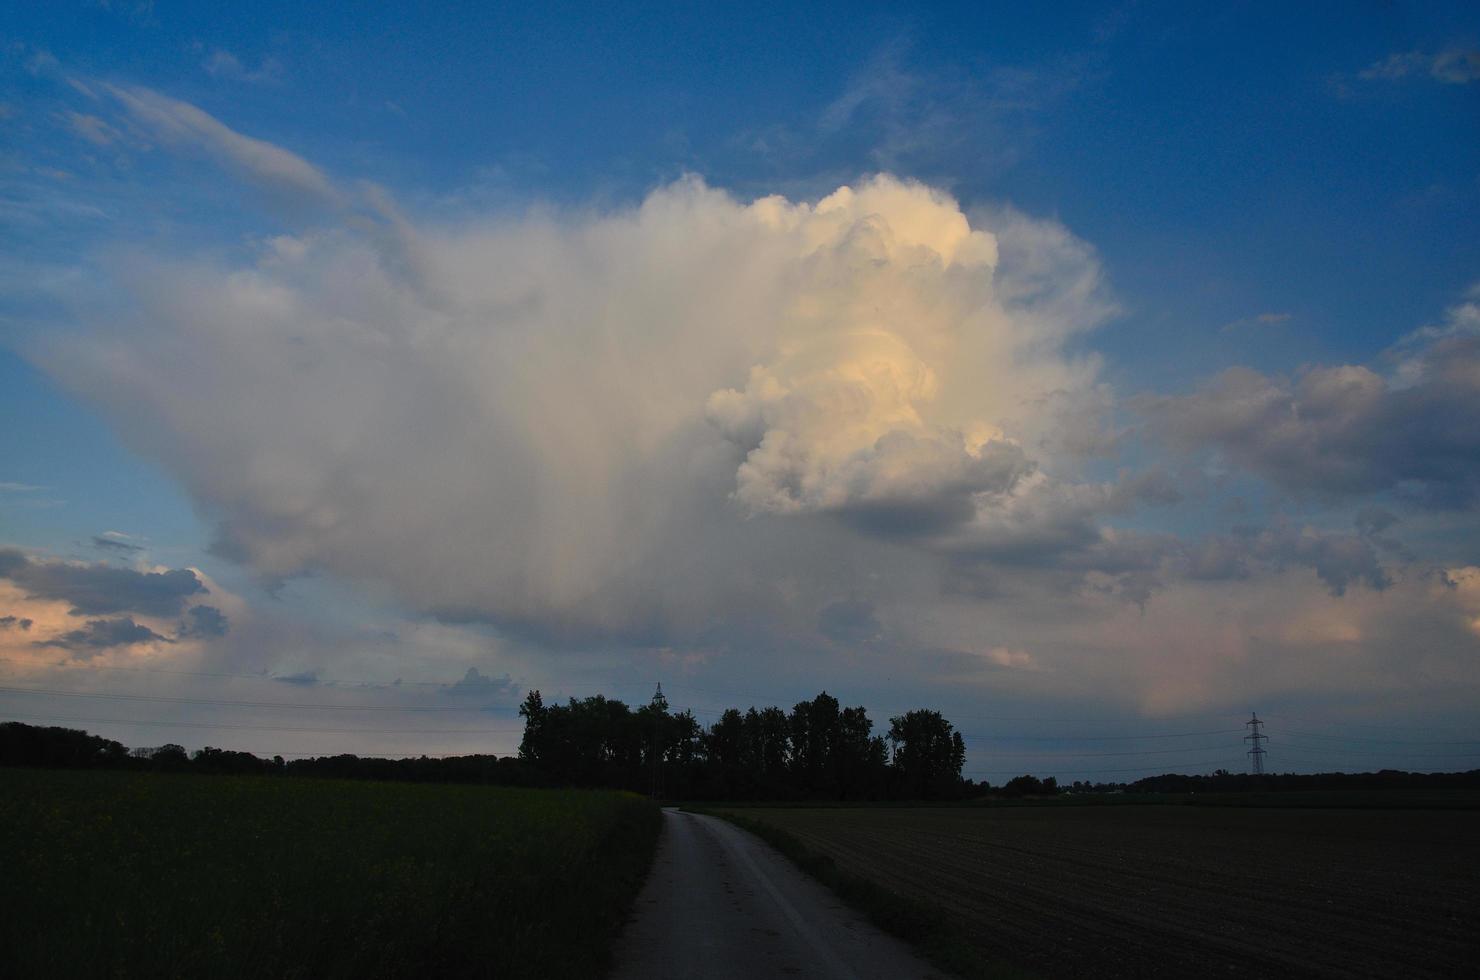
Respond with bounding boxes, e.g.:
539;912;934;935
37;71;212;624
947;469;1182;570
92;535;143;553
38;616;171;655
830;439;1035;539
273;670;320;686
1354;507;1400;537
178;604;229;638
442;666;517;701
817;598;883;646
1183;524;1390;597
0;615;34;630
0;547;206;616
1140;336;1480;507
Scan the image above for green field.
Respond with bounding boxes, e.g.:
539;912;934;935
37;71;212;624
708;802;1480;978
0;769;659;979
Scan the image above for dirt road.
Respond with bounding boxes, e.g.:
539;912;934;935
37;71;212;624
609;808;941;980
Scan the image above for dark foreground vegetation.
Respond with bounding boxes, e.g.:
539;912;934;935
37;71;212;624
6;717;1480;979
704;802;1480;979
0;768;659;980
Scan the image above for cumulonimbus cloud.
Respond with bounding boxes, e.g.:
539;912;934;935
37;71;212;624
35;175;1117;641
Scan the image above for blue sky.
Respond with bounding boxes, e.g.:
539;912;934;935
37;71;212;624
2;2;1479;777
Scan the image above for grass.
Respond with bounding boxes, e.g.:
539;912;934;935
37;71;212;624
0;768;660;979
690;806;1031;980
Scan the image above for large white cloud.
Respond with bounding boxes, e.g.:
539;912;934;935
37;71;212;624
37;175;1114;643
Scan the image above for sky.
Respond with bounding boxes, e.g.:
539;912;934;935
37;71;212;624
2;1;1479;781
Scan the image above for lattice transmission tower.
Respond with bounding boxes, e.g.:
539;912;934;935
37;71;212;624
1244;712;1268;774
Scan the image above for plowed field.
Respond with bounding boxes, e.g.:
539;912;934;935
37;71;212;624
714;804;1480;978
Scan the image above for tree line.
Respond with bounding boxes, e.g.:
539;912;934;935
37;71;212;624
7;716;1478;800
0;687;975;800
516;688;971;800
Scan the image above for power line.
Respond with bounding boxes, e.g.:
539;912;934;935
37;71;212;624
1269;739;1480;759
968;743;1241;759
965;759;1244;776
1280;729;1480;746
0;710;521;736
0;657;465;690
0;686;487;712
960;728;1245;742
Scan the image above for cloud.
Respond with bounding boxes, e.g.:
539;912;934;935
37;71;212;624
25;50;61;76
442;666;517;700
202;49;285;85
817;598;883;646
36;174;1118;643
37;616;171;655
1220;311;1292;333
804;45;1089;177
272;669;319;686
63;111;120;146
0;547;207;616
105;85;338;205
92;534;143;553
0;482;46;492
179;604;229;638
0;615;34;630
981;646;1035;669
1360;49;1480;85
1178;527;1385;595
1140;308;1480;506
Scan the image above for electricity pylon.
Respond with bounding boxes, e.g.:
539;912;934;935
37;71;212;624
1245;712;1268;774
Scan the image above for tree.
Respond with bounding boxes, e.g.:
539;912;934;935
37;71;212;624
835;705;888;800
1002;774;1058;797
789;692;841;798
517;690;546;764
887;710;966;800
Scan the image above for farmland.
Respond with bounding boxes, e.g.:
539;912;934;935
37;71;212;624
708;802;1480;979
0;769;659;979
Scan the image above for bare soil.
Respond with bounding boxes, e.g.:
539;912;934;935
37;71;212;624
714;804;1480;978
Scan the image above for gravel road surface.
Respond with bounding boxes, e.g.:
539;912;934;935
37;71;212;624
610;808;941;980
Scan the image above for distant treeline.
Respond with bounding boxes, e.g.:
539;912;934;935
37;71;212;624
0;721;538;785
1122;768;1480;794
6;713;1479;801
0;688;974;800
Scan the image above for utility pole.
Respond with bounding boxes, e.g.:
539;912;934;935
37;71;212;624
1245;712;1268;774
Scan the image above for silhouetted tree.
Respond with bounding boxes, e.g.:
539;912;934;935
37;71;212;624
790;692;842;798
517;690;547;764
887;710;966;799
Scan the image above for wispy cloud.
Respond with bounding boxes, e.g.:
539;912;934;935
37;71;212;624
1360;49;1480;85
63;111;121;146
202;49;285;85
1221;311;1292;333
105;84;339;205
92;534;143;553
